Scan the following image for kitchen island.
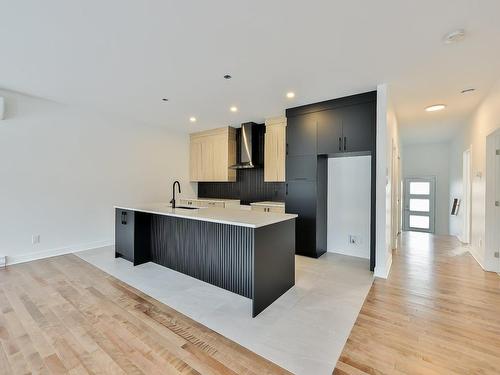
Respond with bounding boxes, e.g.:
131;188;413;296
114;203;297;317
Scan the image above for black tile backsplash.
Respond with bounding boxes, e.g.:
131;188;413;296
198;168;285;205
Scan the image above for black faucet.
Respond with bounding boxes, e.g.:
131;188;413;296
170;180;181;208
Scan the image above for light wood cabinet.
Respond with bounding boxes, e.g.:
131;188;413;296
189;127;237;182
250;202;286;213
179;198;239;208
264;117;286;182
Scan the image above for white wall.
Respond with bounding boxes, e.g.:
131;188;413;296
448;79;500;271
375;83;401;278
327;156;371;259
0;90;196;264
449;124;468;238
401;142;451;235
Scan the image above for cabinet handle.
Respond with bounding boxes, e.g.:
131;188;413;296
344;137;347;151
286;143;289;155
121;211;127;225
338;137;342;151
286;183;288;195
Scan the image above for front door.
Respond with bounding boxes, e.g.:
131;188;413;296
403;177;436;233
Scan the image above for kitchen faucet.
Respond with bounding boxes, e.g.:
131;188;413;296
170;180;181;208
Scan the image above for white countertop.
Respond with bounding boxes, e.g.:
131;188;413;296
250;201;285;207
115;203;297;228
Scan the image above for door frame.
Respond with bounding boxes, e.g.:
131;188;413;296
462;148;472;244
403;176;436;233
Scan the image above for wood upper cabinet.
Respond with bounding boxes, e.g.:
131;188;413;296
264;117;286;182
189;127;236;182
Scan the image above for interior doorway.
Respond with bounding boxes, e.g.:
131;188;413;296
403;177;436;233
462;149;472;244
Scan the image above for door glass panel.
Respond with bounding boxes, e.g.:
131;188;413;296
410;198;430;212
409;215;429;229
410;182;430;195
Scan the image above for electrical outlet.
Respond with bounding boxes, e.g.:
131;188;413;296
32;235;40;245
349;235;360;245
494;251;499;259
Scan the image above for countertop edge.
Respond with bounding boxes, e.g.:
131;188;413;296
114;206;297;229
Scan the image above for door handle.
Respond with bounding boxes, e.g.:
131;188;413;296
338;137;342;151
344;137;347;151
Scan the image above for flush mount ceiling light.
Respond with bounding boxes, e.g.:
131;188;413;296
461;88;476;94
443;29;466;44
189;116;197;122
230;106;238;112
425;104;446;112
223;74;232;80
286;92;295;99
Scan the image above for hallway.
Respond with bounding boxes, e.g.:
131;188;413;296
334;232;500;374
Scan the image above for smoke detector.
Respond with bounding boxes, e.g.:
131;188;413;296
444;29;466;44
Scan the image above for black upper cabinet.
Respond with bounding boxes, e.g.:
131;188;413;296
341;101;375;153
286;113;317;156
317;109;343;154
315;99;376;155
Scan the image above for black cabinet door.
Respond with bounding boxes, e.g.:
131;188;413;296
115;209;135;262
286;113;317;156
285;181;317;257
286;155;317;182
340;101;375;153
317;109;343;154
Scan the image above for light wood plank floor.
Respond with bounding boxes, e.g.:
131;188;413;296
334;232;500;375
0;254;291;375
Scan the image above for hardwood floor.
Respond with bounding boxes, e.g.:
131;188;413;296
0;254;291;375
334;232;500;375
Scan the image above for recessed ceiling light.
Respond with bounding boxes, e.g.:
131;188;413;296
230;106;238;112
461;88;475;94
161;98;169;102
189;116;197;122
425;104;446;112
224;74;232;80
286;92;295;99
444;29;466;44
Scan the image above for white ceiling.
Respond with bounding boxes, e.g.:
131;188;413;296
1;1;500;141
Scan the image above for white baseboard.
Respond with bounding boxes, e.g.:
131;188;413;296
374;253;392;279
467;245;487;271
5;240;114;266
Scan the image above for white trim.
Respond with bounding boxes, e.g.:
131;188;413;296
374;252;393;279
468;245;487;271
5;240;114;266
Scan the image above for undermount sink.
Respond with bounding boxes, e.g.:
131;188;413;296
174;206;199;210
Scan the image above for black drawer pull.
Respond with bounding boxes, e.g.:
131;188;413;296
344;137;347;151
338;137;342;151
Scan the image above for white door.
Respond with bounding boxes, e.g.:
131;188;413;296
462;149;472;243
496;135;500;271
403;177;436;233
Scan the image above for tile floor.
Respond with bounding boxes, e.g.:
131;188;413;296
77;247;373;375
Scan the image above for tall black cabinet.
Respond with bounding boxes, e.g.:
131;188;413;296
285;91;377;270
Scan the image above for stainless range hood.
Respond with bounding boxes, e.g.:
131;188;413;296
229;122;264;169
